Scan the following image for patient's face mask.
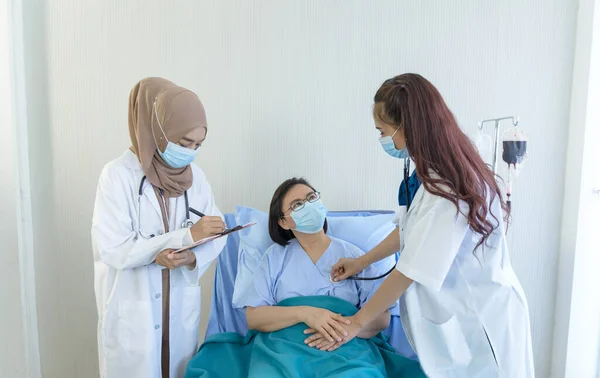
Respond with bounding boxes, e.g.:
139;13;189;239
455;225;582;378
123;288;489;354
153;101;199;169
290;199;328;234
379;127;409;159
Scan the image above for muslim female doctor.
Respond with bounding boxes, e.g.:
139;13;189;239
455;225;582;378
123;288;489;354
322;74;535;377
91;77;227;378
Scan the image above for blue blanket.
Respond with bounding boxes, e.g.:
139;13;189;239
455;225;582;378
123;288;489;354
186;296;424;378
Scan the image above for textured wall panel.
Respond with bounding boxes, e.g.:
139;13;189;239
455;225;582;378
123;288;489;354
0;5;27;375
22;1;577;376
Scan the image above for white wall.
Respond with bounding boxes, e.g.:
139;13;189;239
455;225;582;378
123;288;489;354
553;0;600;376
17;1;578;377
0;1;27;376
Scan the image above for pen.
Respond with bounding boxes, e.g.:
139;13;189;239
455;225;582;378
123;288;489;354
189;207;205;218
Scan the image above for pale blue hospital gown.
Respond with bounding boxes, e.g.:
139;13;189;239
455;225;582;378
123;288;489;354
236;236;398;315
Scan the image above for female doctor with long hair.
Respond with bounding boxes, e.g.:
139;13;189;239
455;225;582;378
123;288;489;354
92;78;227;378
317;74;535;377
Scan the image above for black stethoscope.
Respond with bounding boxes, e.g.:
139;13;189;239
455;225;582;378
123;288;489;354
137;176;205;238
331;158;413;282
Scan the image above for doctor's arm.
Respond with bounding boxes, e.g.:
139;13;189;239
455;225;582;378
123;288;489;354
331;197;469;351
311;270;413;351
306;258;395;347
179;187;227;285
91;169;194;270
331;228;400;281
355;253;395;338
353;270;412;331
356;310;390;338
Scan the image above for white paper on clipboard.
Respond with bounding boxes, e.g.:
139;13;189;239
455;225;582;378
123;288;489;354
172;222;256;253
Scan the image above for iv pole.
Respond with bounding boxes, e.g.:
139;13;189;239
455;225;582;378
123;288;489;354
478;116;520;174
478;116;522;229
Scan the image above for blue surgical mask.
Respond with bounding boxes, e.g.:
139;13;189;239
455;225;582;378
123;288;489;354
290;199;328;234
379;127;409;159
153;101;199;169
159;142;198;169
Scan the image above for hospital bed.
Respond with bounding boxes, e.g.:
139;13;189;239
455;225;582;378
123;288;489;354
204;210;417;360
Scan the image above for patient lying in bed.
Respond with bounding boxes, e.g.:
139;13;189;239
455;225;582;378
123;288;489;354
184;178;424;377
238;177;396;346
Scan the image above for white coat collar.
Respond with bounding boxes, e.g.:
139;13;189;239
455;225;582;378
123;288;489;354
122;149;143;171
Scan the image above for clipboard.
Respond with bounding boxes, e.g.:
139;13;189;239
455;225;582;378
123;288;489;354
172;222;256;253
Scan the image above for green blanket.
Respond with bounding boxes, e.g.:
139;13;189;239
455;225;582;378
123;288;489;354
185;296;424;378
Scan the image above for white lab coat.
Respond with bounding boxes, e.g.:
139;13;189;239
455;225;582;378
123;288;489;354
91;150;227;378
395;185;534;378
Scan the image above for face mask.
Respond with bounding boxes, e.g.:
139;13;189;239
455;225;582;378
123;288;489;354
290;199;328;234
153;101;199;169
379;127;409;159
159;142;198;169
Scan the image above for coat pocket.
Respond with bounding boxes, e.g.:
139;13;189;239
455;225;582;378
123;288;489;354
417;315;472;372
117;300;153;352
181;285;201;331
482;326;499;367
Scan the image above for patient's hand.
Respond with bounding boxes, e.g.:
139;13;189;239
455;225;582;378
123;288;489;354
303;318;362;352
302;308;351;343
303;330;337;351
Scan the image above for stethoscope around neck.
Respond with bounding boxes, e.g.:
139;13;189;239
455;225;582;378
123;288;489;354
330;158;413;283
137;175;204;238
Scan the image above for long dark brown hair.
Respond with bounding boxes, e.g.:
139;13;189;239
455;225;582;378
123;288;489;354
374;73;508;249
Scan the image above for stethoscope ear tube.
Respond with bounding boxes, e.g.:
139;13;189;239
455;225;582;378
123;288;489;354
138;175;197;230
138;176;147;196
404;157;412;210
181;190;193;228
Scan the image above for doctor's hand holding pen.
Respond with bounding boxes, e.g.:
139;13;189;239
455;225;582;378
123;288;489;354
190;215;226;241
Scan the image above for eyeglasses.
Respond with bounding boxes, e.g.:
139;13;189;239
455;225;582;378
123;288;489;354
287;191;321;213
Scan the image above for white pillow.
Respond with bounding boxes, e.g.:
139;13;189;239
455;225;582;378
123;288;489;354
231;206;396;308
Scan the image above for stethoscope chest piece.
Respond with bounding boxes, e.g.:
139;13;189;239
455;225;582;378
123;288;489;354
182;219;194;228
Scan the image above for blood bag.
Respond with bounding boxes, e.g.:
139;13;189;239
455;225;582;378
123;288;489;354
502;126;528;181
502;126;528;167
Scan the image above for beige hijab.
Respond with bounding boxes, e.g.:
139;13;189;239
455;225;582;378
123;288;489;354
128;77;207;198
